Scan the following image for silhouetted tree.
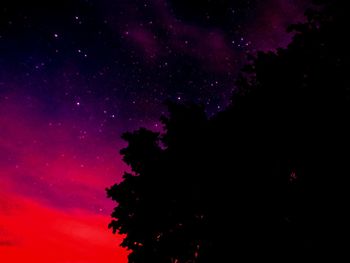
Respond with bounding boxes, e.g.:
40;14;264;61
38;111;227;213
107;1;349;262
107;103;209;263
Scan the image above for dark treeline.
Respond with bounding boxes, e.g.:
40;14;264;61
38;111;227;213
107;1;349;262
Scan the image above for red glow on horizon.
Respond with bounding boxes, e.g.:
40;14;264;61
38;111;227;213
0;192;129;263
0;94;128;262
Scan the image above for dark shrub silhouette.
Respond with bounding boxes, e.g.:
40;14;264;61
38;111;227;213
107;1;349;262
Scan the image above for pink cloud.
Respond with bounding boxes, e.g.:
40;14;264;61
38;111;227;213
114;0;237;73
125;26;160;59
246;0;309;51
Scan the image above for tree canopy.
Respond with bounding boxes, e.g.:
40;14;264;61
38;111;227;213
107;1;349;262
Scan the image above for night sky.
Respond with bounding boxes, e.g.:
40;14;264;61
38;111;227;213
1;1;309;262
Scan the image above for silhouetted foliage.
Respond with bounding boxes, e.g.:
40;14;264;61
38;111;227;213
107;1;349;262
